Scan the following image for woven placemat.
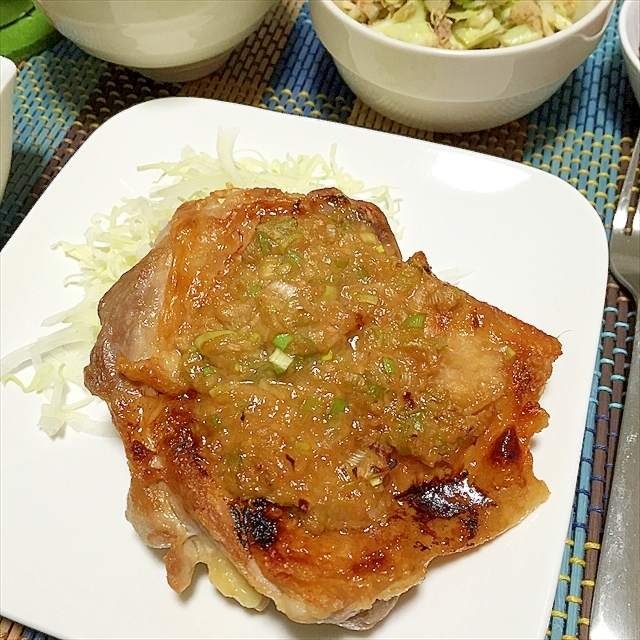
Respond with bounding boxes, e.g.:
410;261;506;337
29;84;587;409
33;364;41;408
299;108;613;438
0;1;638;639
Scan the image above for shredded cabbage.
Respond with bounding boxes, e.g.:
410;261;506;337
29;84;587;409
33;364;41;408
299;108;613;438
0;129;400;437
338;0;579;49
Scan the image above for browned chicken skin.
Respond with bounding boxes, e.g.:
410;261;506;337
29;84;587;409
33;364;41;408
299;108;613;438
85;187;561;628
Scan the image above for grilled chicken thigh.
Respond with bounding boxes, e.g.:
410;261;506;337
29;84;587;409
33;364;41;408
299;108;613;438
85;187;561;628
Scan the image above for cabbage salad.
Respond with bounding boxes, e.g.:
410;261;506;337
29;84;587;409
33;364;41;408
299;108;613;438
0;131;402;437
337;0;579;49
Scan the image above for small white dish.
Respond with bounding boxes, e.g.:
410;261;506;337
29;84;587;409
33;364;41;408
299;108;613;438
309;0;615;132
32;0;276;82
0;97;608;640
0;56;16;201
619;0;640;105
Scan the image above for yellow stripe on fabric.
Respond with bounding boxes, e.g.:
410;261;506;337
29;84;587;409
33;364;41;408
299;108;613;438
570;556;586;567
551;610;568;619
578;617;590;625
584;542;601;550
581;579;596;588
558;574;571;582
566;595;583;605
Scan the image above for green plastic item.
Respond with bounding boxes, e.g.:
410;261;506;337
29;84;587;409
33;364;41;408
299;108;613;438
0;0;34;27
0;0;62;62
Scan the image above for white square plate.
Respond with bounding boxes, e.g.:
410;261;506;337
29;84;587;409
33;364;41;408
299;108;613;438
0;97;608;640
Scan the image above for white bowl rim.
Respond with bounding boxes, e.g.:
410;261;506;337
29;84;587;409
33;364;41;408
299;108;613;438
619;0;640;73
316;0;615;58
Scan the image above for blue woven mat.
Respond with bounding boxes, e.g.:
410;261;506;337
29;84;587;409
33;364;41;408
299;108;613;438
1;2;638;639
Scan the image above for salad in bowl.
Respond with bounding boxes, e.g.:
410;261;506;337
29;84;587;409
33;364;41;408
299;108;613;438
337;0;583;49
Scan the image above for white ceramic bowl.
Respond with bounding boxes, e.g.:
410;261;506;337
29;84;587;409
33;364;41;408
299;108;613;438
619;0;640;106
309;0;615;132
33;0;276;82
0;56;16;202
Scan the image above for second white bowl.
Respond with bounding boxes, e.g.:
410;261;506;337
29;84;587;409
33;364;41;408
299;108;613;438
310;0;615;132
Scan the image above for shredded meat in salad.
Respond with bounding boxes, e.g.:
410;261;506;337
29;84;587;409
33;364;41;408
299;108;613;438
336;0;580;49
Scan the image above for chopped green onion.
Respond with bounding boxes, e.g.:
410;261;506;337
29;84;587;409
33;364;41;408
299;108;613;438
355;266;369;281
500;345;517;359
365;381;385;399
302;398;319;411
375;245;385;253
321;350;334;361
356;293;378;305
247;283;261;297
195;330;236;350
283;251;302;267
382;357;396;374
257;230;274;254
250;332;261;344
269;347;294;373
270;218;298;235
334;257;348;269
360;231;379;244
403;313;426;328
369;477;383;487
294;441;311;453
279;232;303;249
322;284;338;300
225;452;245;468
272;333;293;350
209;383;235;398
202;363;214;377
330;397;348;415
